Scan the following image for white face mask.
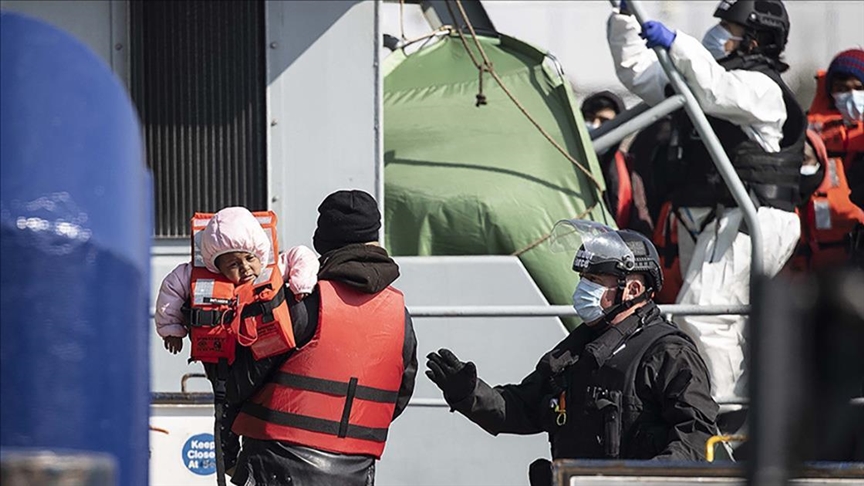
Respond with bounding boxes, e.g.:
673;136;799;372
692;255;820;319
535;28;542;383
572;278;608;324
833;90;864;123
701;23;742;60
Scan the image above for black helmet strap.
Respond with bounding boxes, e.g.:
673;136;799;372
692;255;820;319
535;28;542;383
601;282;653;326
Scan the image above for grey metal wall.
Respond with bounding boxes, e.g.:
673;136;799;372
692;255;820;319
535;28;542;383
130;0;267;237
265;0;382;249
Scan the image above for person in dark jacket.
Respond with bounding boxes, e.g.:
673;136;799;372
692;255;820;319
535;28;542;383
581;90;654;236
226;189;418;486
426;221;718;486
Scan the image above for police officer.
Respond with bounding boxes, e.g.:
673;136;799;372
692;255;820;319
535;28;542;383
426;222;718;485
607;0;806;404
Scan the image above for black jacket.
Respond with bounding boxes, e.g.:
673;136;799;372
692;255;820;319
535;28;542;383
447;302;718;461
225;244;417;486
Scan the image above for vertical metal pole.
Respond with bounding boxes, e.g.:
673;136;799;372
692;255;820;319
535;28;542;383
374;0;386;245
624;0;764;280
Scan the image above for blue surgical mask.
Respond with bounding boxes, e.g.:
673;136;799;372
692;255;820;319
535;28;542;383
833;90;864;123
572;278;608;324
701;23;742;60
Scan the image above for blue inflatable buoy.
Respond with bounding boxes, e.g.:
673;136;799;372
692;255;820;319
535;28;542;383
1;11;151;486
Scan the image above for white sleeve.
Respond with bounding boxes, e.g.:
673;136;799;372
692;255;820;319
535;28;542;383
668;32;787;152
607;12;668;106
154;263;191;338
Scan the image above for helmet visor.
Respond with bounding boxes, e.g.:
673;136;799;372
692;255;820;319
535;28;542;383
549;219;635;272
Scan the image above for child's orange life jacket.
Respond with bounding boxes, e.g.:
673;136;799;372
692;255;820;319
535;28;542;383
187;211;296;364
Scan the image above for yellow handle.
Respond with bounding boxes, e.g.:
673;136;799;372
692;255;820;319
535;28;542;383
705;434;747;462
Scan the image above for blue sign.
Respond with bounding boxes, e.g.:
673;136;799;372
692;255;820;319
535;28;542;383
182;433;216;476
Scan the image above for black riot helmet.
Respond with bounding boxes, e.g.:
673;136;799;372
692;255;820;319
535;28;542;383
551;220;663;324
552;220;663;294
713;0;790;56
571;229;664;294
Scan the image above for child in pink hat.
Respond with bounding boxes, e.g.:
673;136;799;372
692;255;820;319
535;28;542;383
154;207;319;354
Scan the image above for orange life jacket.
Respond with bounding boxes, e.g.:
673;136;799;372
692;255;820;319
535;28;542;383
231;280;406;459
612;150;634;229
187;211;295;363
794;71;864;270
793;131;864;270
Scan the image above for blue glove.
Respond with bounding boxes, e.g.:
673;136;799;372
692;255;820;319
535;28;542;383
640;20;676;50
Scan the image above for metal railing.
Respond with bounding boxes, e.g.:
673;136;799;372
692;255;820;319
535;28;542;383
409;304;749;318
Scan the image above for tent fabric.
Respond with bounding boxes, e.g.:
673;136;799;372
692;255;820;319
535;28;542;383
383;33;614;328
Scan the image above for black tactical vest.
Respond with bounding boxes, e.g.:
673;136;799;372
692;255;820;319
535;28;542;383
540;304;693;460
669;54;806;212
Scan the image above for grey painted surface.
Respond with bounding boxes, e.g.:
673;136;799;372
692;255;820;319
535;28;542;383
265;0;382;250
150;254;570;485
0;0;128;83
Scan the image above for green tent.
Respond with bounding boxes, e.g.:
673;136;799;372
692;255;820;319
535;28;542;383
383;33;614;329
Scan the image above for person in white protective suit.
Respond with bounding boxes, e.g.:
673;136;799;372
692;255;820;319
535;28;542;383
606;0;807;405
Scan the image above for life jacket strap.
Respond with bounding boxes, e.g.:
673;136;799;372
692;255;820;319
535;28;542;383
271;372;399;404
240;285;287;322
240;402;389;443
183;304;235;328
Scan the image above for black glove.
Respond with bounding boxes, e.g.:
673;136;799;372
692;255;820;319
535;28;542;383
528;458;552;486
425;348;477;404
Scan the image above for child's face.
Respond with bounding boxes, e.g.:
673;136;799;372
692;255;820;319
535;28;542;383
215;251;263;285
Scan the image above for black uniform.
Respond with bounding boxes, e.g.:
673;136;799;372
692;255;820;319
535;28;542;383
447;302;718;461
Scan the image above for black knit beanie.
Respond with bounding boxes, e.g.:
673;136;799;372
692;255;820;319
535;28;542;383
313;190;381;255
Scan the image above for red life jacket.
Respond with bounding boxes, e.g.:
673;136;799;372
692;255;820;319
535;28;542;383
612;151;634;229
651;201;683;304
793;71;864;270
187;211;295;363
231;280;406;459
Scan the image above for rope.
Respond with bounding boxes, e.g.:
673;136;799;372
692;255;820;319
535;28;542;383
510;205;595;257
449;0;603;190
399;0;406;41
398;27;453;51
445;0;603;256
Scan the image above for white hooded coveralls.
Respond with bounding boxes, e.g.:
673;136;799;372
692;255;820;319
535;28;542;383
607;12;801;404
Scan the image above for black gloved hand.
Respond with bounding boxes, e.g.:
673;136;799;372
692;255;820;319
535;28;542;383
425;348;477;404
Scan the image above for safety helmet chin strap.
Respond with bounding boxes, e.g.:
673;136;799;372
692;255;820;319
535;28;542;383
600;278;654;325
